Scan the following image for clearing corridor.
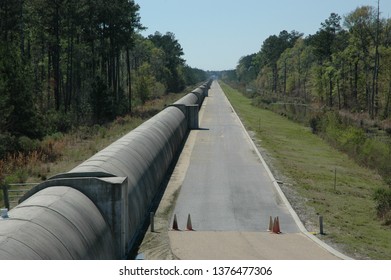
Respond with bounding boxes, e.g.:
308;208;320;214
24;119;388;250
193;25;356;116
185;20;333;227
172;81;299;232
166;81;349;260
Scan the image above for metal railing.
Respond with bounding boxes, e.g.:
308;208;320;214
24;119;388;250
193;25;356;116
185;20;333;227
1;183;38;210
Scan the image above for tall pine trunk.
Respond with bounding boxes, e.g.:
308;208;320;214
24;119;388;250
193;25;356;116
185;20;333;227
53;2;61;111
126;47;132;113
371;0;380;119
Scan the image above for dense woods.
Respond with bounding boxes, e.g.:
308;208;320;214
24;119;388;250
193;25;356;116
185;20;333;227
225;4;391;223
0;0;206;158
232;6;391;120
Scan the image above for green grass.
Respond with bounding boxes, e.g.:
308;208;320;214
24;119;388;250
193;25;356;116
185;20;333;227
221;81;391;259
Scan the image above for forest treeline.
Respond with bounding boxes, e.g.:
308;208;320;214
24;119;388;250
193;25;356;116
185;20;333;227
0;0;207;158
228;6;391;119
221;4;391;223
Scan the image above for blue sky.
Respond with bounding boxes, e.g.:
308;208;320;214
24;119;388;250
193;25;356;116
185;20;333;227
135;0;391;71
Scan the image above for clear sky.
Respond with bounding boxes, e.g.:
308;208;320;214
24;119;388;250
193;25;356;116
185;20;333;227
135;0;391;71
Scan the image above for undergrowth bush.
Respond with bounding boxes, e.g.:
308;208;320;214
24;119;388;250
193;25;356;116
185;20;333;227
374;188;391;225
18;136;40;153
320;113;390;179
0;133;16;159
40;134;65;162
309;115;322;133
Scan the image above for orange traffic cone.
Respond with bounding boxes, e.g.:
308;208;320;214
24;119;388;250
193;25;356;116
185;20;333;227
276;216;281;233
186;214;193;231
172;214;179;231
268;216;273;231
272;217;277;233
272;216;281;234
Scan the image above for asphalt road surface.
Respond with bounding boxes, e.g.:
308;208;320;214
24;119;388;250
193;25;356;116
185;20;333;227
167;81;348;260
171;81;299;232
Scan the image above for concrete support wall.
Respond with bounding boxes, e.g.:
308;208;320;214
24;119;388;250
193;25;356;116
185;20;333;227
187;105;199;129
170;104;199;129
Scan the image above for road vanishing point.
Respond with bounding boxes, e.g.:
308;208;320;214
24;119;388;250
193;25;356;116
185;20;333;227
144;81;350;260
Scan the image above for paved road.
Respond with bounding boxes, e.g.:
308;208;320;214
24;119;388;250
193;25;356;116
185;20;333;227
171;81;299;232
167;81;348;260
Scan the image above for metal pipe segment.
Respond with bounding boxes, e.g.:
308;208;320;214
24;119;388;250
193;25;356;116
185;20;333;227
174;92;199;106
0;187;115;259
69;105;188;251
0;80;212;259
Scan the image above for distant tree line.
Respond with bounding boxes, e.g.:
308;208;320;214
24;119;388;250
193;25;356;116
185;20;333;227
232;5;391;120
0;0;206;158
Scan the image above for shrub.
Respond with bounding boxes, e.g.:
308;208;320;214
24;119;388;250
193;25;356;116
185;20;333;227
18;136;40;153
150;81;166;99
338;127;366;156
309;115;322;134
323;113;343;147
14;168;28;183
0;133;16;159
374;188;391;225
98;126;107;139
40;134;65;162
360;140;390;171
